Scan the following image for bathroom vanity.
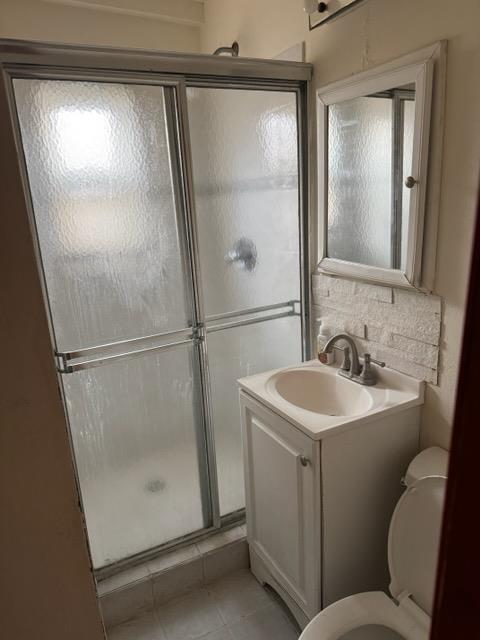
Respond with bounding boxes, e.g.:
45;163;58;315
238;360;424;628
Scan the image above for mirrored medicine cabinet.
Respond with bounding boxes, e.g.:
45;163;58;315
317;43;445;290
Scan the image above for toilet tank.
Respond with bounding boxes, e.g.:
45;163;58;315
404;446;449;485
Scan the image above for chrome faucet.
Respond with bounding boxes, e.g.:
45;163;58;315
319;332;385;386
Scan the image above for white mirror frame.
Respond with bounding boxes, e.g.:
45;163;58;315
317;46;437;289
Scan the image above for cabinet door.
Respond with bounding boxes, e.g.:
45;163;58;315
241;393;319;615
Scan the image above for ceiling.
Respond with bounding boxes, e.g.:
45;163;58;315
40;0;205;27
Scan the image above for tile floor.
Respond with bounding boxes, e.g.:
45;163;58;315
107;568;300;640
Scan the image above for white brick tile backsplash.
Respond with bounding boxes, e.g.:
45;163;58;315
325;312;366;339
365;325;393;344
313;293;441;345
389;334;439;369
314;273;394;303
356;338;438;384
313;273;354;297
353;281;394;303
311;278;329;298
393;288;442;315
312;272;442;384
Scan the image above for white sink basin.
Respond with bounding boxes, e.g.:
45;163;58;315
267;367;373;417
238;360;424;439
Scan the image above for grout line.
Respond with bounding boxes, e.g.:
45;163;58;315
208;588;229;628
208;570;283;628
152;605;169;640
263;586;302;634
149;574;154;611
107;569;299;640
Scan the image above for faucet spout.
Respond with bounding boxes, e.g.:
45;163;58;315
322;333;362;376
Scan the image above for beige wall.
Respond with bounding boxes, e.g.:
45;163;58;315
0;78;105;639
0;0;201;52
202;0;480;450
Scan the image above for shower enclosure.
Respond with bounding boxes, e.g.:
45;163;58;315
2;41;310;573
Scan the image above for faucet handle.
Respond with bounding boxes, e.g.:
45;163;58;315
358;353;385;386
369;356;385;368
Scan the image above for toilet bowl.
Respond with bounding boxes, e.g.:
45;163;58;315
299;448;448;640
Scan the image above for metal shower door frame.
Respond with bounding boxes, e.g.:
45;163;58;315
5;68;222;574
183;77;311;360
0;39;312;577
180;76;311;527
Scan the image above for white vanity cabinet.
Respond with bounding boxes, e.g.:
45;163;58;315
241;394;321;619
240;389;421;628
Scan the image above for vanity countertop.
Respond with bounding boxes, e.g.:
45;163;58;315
238;359;424;440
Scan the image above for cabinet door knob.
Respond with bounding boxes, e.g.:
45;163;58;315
299;455;310;467
404;175;417;189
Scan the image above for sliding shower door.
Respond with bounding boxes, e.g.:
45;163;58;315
12;78;211;568
186;87;303;517
10;70;306;571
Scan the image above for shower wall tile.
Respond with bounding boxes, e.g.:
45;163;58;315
147;543;200;576
312;273;442;384
203;540;249;584
152;557;204;604
197;526;246;555
100;578;153;627
97;563;150;597
99;526;248;625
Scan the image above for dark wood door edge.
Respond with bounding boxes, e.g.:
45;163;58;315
430;180;480;638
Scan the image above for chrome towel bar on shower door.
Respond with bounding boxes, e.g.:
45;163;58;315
55;327;198;374
205;300;300;323
55;300;301;373
206;310;299;334
205;300;301;333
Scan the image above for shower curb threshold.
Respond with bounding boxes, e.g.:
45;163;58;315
98;524;249;627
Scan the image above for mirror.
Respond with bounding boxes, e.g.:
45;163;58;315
328;85;415;271
317;47;437;289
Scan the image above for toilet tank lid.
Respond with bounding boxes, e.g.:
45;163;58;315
405;446;448;486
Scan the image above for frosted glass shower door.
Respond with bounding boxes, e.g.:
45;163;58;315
13;79;192;351
11;73;306;566
63;346;206;567
187;87;303;517
13;78;210;568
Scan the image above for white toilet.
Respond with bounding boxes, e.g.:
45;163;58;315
299;447;448;640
